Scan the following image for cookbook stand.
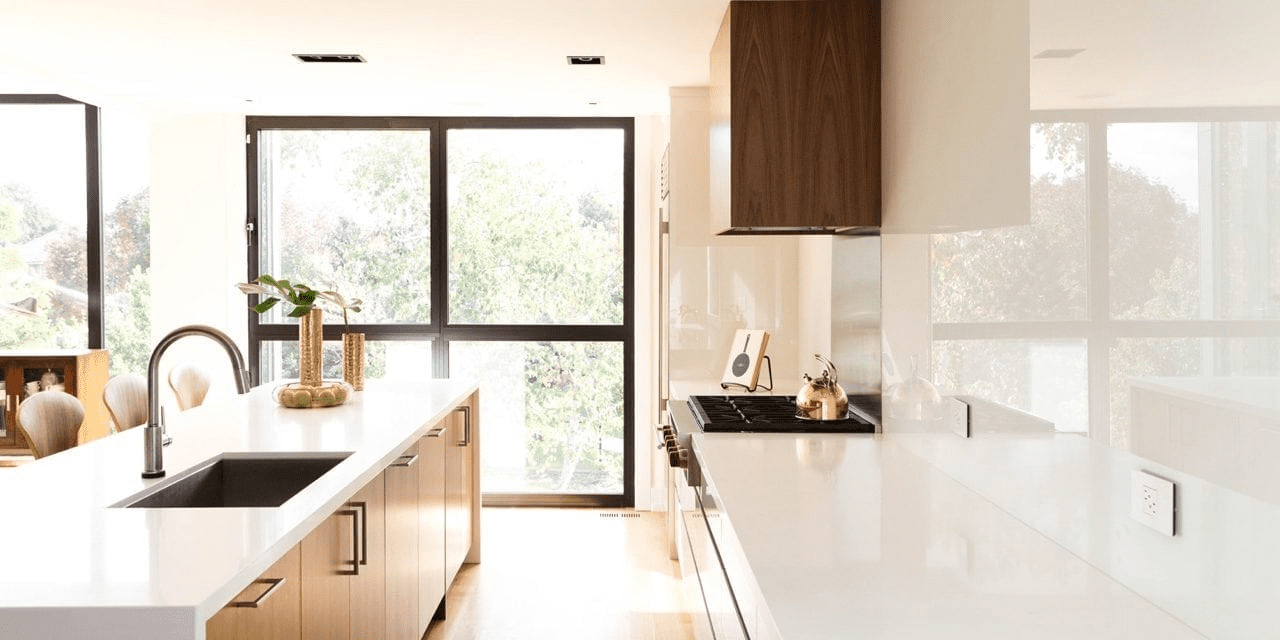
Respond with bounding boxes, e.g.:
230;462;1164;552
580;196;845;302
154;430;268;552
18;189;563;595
721;356;773;392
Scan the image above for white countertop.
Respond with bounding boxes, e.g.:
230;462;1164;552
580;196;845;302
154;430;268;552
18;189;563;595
0;379;476;640
687;429;1209;639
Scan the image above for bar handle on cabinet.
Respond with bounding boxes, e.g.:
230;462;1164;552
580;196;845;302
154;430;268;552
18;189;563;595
427;426;447;438
390;454;418;467
349;501;368;566
229;577;287;608
338;509;360;576
455;405;472;446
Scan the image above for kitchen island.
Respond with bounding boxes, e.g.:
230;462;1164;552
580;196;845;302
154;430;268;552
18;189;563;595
670;398;1211;639
0;379;478;640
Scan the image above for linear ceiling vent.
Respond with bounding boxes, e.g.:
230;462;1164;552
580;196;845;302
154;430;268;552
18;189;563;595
294;54;367;63
567;56;604;65
1033;48;1085;59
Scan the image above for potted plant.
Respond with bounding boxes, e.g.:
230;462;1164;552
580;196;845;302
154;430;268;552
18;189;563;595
236;275;365;405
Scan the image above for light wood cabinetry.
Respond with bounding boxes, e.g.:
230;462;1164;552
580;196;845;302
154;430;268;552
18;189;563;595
1;349;110;452
445;392;478;585
418;424;448;633
384;440;420;640
202;392;478;640
300;474;386;640
206;546;302;640
709;0;880;234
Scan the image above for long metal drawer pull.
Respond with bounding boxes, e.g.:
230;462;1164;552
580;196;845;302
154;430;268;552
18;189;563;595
455;405;472;446
350;501;369;566
230;577;286;608
338;509;360;576
391;454;418;467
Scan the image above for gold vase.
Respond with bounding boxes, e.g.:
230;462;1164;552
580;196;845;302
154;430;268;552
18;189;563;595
343;332;365;391
298;308;324;387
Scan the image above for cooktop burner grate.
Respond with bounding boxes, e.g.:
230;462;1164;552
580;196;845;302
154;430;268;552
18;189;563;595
687;395;877;433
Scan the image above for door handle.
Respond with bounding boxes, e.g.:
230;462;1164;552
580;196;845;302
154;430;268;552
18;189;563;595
455;405;472;446
338;509;360;576
229;577;287;608
390;454;418;467
349;501;368;566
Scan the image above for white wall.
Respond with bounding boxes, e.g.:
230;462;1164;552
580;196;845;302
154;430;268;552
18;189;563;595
148;112;248;412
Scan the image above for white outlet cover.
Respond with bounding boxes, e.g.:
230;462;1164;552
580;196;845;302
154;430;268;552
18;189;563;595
944;397;970;438
1130;470;1176;536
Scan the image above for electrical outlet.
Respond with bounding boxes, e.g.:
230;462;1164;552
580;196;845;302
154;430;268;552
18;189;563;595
1130;470;1176;536
944;397;970;438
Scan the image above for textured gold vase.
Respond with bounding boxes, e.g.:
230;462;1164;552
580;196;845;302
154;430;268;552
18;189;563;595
343;332;365;391
298;308;324;388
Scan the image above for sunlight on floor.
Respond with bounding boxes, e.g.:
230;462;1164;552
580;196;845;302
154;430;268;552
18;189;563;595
424;507;694;640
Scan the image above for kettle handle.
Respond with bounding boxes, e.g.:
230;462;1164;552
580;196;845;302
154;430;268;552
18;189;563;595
813;354;838;384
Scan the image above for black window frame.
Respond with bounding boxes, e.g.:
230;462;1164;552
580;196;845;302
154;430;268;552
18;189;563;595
0;94;104;348
244;115;636;508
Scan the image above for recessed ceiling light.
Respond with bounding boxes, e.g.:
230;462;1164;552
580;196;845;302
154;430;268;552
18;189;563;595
1033;48;1085;59
567;56;605;65
293;54;367;63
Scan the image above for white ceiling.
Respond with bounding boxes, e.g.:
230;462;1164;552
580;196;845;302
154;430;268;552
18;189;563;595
3;0;1278;116
0;0;730;115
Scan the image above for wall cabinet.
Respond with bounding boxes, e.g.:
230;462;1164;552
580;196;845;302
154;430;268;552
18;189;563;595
206;546;301;640
0;350;110;452
709;0;880;234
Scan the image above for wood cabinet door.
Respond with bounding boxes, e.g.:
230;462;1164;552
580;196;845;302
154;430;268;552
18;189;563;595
349;476;386;640
418;425;447;634
445;401;474;585
301;508;356;640
384;441;420;640
206;545;302;640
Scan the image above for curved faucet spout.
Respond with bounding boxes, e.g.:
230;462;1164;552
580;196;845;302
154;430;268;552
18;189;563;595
142;325;250;479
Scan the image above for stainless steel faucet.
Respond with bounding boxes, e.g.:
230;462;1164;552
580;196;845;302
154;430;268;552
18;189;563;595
142;325;251;479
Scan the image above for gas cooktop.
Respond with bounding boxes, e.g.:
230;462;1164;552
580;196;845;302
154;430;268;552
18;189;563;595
687;394;878;434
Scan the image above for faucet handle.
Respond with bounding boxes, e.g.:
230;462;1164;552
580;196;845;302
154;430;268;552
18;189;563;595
160;406;172;446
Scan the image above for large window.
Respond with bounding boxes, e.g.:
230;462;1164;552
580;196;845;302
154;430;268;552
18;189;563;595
932;112;1280;447
247;117;634;507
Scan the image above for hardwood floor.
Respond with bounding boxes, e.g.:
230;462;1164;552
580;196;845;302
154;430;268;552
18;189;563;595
425;507;694;640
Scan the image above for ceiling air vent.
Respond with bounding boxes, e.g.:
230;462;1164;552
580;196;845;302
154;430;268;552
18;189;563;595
567;56;604;65
293;54;367;63
1033;48;1085;59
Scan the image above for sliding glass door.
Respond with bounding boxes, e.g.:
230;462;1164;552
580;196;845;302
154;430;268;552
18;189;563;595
247;117;633;507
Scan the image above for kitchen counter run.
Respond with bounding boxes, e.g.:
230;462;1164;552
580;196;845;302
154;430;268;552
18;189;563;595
0;379;477;640
671;399;1209;639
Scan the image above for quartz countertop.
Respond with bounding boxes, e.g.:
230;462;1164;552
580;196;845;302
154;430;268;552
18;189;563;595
674;396;1210;639
0;379;476;640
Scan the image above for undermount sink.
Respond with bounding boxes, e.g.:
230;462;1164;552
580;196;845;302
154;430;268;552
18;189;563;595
114;452;352;509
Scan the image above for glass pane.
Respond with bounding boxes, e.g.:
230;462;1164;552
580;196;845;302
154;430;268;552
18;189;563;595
257;129;431;324
933;339;1088;433
1108;123;1203;320
450;341;624;494
0;103;89;349
447;129;625;325
1111;336;1280;450
102;109;152;376
258;340;431;385
931;123;1088;322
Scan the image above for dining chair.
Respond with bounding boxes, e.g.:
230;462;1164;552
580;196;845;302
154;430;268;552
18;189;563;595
103;373;149;432
16;390;85;459
169;363;213;411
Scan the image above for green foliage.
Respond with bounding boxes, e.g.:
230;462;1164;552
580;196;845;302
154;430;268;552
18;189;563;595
105;265;152;375
238;275;363;327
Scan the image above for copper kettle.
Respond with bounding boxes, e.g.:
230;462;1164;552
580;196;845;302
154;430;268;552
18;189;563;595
796;354;848;420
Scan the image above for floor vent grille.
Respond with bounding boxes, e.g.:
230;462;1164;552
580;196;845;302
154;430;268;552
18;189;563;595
599;512;641;519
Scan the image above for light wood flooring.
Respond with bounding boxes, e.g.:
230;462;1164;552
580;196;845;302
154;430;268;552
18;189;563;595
425;508;694;640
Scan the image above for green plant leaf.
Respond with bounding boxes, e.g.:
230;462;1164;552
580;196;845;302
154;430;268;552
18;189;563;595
287;305;313;318
257;274;280;288
251;297;281;314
